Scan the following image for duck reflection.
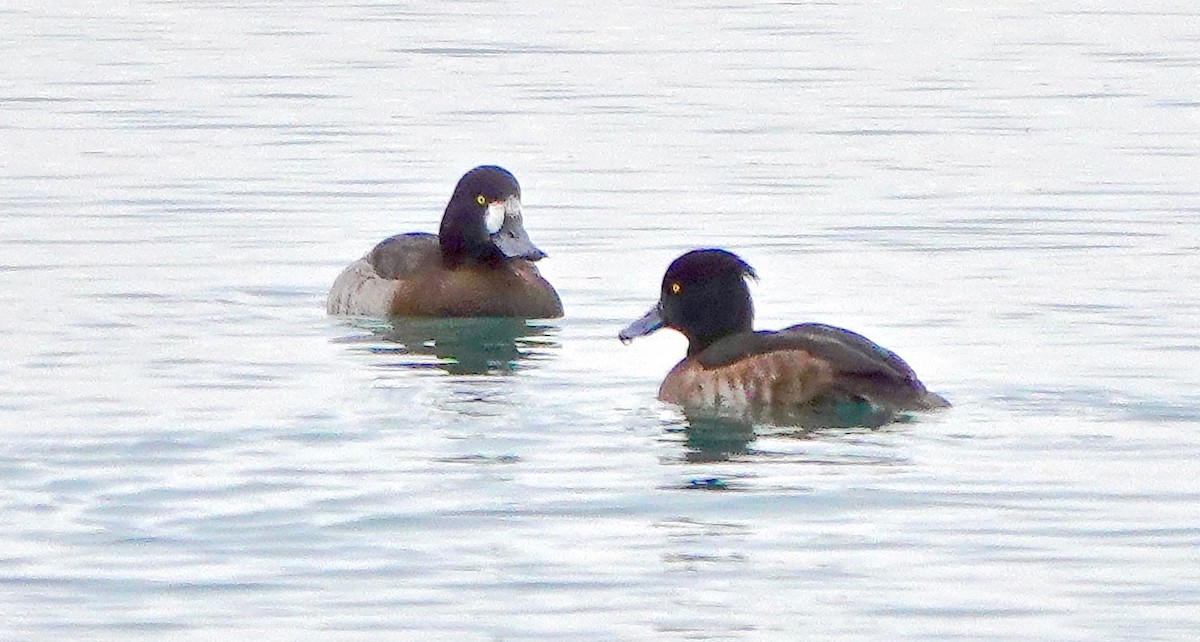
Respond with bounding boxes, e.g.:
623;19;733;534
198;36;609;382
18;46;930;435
677;414;759;463
335;317;559;375
675;402;901;463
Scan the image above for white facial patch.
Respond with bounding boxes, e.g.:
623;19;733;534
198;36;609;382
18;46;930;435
485;202;505;234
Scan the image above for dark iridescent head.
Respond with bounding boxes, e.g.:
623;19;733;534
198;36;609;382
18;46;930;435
439;165;546;267
619;249;758;356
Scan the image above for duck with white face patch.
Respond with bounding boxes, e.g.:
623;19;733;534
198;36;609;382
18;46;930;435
435;166;545;269
327;165;562;319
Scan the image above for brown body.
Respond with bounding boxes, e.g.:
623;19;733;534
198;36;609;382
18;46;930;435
658;345;947;425
326;248;561;318
659;349;836;409
387;259;561;317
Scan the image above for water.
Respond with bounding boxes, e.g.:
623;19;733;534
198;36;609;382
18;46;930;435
3;0;1199;639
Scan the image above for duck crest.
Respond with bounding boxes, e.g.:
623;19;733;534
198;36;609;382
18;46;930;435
660;249;756;356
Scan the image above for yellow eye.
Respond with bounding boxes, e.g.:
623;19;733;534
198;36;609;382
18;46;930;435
475;194;487;206
669;282;682;295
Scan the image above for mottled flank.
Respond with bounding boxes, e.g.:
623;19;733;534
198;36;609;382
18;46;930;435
659;349;835;410
660;347;943;427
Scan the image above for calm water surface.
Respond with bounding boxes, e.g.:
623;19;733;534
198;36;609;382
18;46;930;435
3;1;1200;640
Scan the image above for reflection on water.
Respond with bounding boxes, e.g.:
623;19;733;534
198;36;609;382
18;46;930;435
670;402;920;463
332;317;560;375
667;412;918;470
672;415;758;463
682;399;915;434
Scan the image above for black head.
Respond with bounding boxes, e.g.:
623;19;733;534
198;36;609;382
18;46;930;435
619;249;757;356
438;165;547;267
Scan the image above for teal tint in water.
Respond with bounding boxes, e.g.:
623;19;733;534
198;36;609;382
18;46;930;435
3;0;1200;640
334;317;559;375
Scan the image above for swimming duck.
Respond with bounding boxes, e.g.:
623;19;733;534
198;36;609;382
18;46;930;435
327;165;562;318
619;249;948;426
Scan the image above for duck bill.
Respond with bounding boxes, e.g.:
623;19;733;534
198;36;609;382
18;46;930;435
491;195;547;261
619;303;665;344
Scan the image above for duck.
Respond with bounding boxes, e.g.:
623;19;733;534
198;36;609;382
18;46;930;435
618;248;948;426
327;165;563;318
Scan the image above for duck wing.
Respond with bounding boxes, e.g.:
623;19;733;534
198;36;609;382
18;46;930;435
698;323;947;410
367;233;442;279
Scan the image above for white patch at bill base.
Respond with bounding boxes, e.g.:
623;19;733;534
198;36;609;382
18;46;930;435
485;202;505;234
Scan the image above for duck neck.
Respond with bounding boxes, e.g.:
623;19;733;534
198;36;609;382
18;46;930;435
439;206;503;269
684;284;754;357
